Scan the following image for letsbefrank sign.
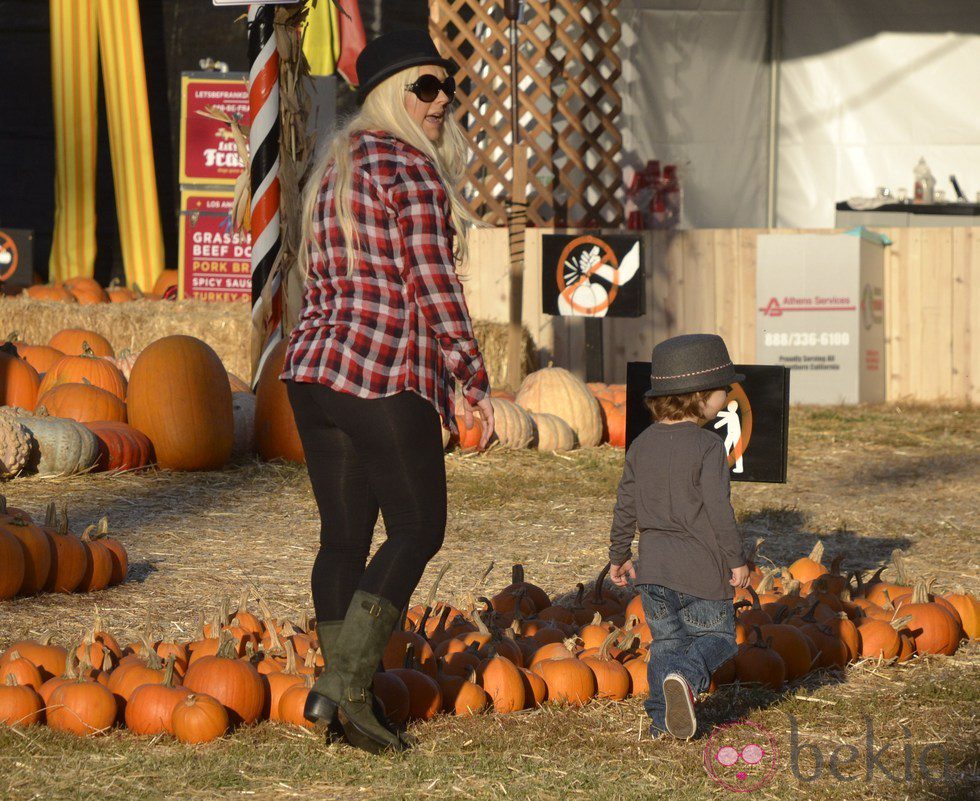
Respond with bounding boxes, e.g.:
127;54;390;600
179;74;249;186
755;233;886;404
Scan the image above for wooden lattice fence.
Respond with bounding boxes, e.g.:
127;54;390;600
430;0;623;227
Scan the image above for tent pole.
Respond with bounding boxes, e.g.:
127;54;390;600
766;0;782;228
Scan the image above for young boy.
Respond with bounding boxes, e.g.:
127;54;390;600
609;333;749;740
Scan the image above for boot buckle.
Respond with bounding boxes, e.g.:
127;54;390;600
347;687;368;703
365;602;382;618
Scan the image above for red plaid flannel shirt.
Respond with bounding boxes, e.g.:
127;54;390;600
280;129;490;435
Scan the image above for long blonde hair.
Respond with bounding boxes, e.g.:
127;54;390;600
299;65;479;277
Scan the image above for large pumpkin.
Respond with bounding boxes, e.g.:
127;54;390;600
529;412;575;452
598;398;626;448
127;336;233;470
253;340;304;463
516;367;602;447
0;349;40;410
488;398;534;450
10;340;64;374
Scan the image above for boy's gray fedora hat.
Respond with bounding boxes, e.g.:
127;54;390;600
644;334;746;398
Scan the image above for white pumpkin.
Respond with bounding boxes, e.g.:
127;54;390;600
489;398;535;450
14;413;99;476
530;412;576;452
516;367;602;447
232;392;256;457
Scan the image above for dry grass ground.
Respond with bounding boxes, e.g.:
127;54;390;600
1;404;977;801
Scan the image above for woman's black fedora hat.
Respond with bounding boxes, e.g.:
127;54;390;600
355;29;455;105
644;334;746;398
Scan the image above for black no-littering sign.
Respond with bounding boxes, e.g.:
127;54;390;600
625;362;790;483
542;233;644;318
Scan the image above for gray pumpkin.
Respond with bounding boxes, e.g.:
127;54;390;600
15;414;99;476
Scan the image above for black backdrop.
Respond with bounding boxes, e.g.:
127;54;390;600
0;0;426;283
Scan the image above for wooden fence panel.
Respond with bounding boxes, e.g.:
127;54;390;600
461;226;978;401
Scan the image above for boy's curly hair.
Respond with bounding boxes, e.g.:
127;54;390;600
644;390;714;422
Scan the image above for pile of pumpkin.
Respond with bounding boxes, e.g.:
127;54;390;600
21;273;179;304
459;368;626;453
0;544;976;742
0;328;299;476
0;498;128;599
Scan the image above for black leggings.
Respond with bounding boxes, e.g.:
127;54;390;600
286;380;447;622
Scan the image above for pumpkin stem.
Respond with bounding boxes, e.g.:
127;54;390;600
866;566;886;590
512;587;529;624
81;341;95;357
432;605;452;640
829;555;844;576
472;598;493;637
161;654;176;688
748;585;763;610
139;636;163;670
756;572;776;595
235;587;250;619
215;630;237;660
4;674;18;687
592;562;611;603
423;562;450;612
889;614;914;631
783;579;802;597
807;540;825;565
43;501;56;528
283;639;298;675
910;578;930;606
80;524;96;543
891;550;911;586
476;561;495;590
403;643;417;671
512;564;525;585
597;628;619;661
303;647;318;672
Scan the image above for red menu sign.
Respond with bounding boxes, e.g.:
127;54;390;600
179;74;250;185
178;191;251;302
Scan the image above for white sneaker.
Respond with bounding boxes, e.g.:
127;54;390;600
662;673;697;740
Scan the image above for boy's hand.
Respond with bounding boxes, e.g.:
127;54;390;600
610;560;636;587
729;564;750;589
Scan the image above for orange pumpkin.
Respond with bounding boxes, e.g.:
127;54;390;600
151;269;179;297
597;397;626;448
0;348;40;410
37;383;127;424
25;284;77;303
182;634;266;726
253;339;304;463
171;693;229;743
9;339;65;374
39;349;127;401
0;676;43;726
48;329;114;358
530;657;595;706
63;277;109;305
126;335;233;470
47;679;117;735
0;518;51;596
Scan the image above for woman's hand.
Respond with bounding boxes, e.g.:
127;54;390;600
463;397;495;451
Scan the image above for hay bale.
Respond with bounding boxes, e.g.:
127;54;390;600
472;321;538;391
0;296;252;378
0;297;537;387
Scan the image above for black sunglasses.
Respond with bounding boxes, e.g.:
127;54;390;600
405;74;456;103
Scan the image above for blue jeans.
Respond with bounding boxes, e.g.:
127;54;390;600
637;583;738;734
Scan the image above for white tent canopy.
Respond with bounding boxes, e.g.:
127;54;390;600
620;0;980;229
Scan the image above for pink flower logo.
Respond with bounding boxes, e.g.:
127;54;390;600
703;721;779;792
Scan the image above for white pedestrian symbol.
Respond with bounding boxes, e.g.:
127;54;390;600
714;400;744;474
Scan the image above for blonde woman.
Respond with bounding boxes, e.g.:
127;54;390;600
280;30;494;754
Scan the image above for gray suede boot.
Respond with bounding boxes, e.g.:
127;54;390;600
311;590;411;754
303;622;345;742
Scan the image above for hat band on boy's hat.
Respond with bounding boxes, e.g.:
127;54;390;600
650;362;734;380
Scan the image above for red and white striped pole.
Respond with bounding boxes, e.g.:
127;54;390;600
247;4;282;383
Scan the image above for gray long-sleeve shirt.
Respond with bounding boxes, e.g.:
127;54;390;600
609;421;746;600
